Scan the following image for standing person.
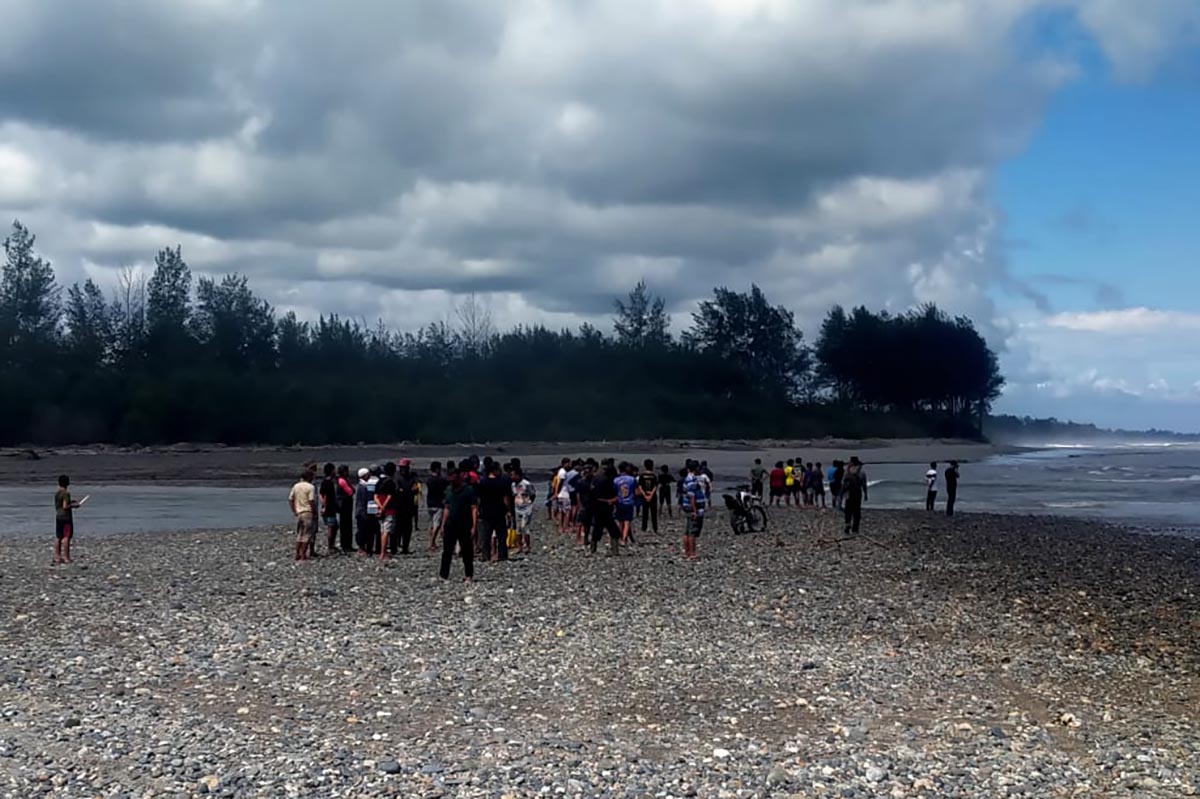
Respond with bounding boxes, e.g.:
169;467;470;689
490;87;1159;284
354;468;375;556
512;466;536;554
439;463;478;583
637;459;659;535
784;459;796;508
945;460;960;517
411;467;423;534
768;461;786;507
842;456;868;536
589;463;622;556
425;461;449;550
289;468;317;561
812;462;826;508
566;459;582;536
681;460;707;561
696;463;713;507
803;462;816;507
830;460;844;510
319;463;341;553
657;464;675;519
477;460;513;561
825;461;838;509
677;466;688;513
336;465;355;553
374;462;398;560
574;460;597;548
53;474;81;565
304;462;321;557
749;458;767;500
553;457;572;534
925;461;938;512
393;459;417;555
614;462;638;546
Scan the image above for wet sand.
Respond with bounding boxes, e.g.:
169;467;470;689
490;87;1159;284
0;438;1004;486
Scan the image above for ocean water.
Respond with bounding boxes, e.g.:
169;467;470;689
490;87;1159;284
862;443;1200;533
1;444;1198;537
0;485;285;538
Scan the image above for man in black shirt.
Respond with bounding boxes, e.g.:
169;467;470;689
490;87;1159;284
388;459;417;555
574;461;596;542
657;465;674;519
945;460;960;517
589;464;622;556
425;461;449;549
637;458;659;534
842;456;868;535
477;461;512;561
319;463;341;554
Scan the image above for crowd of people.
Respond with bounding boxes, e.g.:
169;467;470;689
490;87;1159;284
286;455;721;580
749;456;871;535
49;452;962;567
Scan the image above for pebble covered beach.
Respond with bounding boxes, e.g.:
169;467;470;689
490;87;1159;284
2;509;1198;798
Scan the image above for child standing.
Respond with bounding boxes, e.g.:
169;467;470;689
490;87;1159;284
54;475;81;565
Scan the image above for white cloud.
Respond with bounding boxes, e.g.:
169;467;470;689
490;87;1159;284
1074;0;1200;82
0;1;1197;428
1044;308;1200;334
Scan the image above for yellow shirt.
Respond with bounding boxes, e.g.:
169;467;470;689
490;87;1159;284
289;481;316;515
784;465;795;487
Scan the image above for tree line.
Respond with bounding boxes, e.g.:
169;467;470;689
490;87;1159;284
0;220;1003;445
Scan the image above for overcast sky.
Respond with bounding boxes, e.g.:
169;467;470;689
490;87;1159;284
2;0;1198;431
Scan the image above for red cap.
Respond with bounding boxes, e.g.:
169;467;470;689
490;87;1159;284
399;458;412;467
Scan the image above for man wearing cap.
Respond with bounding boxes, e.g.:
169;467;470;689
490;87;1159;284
355;467;378;555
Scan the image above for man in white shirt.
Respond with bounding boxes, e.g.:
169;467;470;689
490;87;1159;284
554;458;572;534
925;461;938;512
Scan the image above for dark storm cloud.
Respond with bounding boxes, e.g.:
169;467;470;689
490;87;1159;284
0;0;254;141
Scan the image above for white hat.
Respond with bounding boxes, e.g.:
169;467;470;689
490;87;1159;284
357;467;370;478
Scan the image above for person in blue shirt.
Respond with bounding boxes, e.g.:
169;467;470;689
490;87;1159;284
681;459;707;561
613;461;639;546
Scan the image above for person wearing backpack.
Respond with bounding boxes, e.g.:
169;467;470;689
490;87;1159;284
842;457;868;535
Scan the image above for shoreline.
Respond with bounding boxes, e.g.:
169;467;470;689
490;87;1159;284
2;509;1197;797
0;438;1008;486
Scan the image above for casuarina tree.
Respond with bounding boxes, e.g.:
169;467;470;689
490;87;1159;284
613;280;670;348
1;220;61;367
687;284;809;400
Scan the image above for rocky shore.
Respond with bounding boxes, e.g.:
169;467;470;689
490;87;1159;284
2;509;1197;798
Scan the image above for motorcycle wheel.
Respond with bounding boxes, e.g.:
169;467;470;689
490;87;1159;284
748;506;768;532
730;514;747;535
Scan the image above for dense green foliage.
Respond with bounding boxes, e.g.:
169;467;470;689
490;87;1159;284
0;220;1005;445
814;304;1004;434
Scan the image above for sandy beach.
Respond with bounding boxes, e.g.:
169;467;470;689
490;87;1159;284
0;439;1003;486
2;507;1197;798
